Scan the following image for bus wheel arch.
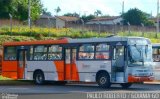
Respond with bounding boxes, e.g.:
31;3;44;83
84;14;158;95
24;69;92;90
96;70;111;88
33;69;45;85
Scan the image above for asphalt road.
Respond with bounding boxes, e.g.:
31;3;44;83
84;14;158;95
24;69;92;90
0;82;160;99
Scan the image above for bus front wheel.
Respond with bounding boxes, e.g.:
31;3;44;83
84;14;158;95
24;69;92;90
120;83;132;88
96;72;111;88
33;71;45;85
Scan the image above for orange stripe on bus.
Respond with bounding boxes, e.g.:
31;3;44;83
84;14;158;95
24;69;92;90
65;64;71;80
2;61;18;79
2;61;17;71
65;63;80;81
71;63;79;81
128;75;153;82
3;38;69;46
54;61;79;81
2;72;17;79
54;61;64;80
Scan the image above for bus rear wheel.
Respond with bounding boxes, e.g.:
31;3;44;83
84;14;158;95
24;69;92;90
34;71;45;85
96;72;111;88
120;83;132;88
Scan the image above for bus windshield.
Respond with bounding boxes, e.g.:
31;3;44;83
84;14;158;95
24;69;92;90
128;45;152;66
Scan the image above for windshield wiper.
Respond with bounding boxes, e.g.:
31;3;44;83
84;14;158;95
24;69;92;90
145;45;148;57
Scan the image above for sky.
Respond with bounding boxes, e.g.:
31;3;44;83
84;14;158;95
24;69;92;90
41;0;158;16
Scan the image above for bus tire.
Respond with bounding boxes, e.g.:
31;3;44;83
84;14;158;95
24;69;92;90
120;83;132;88
33;70;45;85
96;72;111;88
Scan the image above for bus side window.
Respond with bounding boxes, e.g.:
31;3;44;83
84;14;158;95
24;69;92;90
33;46;47;61
113;46;124;60
153;48;160;62
95;43;110;59
48;45;62;60
4;47;17;61
78;44;95;59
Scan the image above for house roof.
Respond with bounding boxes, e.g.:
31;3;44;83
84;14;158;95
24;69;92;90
149;17;160;22
40;14;55;19
90;16;121;22
55;16;79;22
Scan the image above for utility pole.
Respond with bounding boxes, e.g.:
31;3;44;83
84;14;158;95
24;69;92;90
48;17;51;37
98;19;101;36
9;13;12;35
28;0;31;29
156;0;159;38
122;1;124;32
122;1;124;14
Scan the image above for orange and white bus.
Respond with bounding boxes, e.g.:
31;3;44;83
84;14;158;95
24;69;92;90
152;44;160;80
2;36;154;88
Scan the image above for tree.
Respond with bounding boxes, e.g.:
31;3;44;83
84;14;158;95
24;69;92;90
81;14;95;23
0;0;43;21
122;8;154;26
64;12;79;17
94;10;102;17
42;8;52;16
54;6;61;15
0;0;14;19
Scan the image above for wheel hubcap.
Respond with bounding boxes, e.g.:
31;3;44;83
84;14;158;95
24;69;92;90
100;77;106;85
36;74;43;84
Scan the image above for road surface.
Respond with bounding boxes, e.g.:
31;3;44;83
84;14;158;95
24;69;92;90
0;82;159;99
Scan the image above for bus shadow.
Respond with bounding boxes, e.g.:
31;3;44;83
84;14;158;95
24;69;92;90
50;83;160;92
0;80;159;92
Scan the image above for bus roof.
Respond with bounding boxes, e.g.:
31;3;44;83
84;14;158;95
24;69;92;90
152;43;160;47
3;36;149;46
3;38;69;46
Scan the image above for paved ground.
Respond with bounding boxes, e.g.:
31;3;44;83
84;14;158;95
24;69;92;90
0;82;160;99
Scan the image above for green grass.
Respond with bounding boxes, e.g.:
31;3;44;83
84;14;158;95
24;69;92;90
119;31;160;43
0;75;34;85
0;26;160;43
0;75;12;80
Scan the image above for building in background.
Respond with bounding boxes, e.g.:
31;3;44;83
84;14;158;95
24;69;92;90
149;17;160;26
55;16;80;28
86;16;123;25
35;14;56;27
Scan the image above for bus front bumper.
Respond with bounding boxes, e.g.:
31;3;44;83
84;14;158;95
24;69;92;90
128;75;154;83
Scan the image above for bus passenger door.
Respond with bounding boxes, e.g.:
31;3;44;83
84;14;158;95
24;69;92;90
64;48;79;81
111;45;126;83
18;50;27;79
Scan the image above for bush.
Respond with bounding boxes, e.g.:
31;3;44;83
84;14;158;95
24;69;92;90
0;26;160;44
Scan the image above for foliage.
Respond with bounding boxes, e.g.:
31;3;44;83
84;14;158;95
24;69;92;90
42;8;52;16
0;75;12;80
0;0;13;19
122;8;154;26
81;14;95;23
54;6;61;15
64;12;80;17
94;10;102;16
0;0;43;21
0;26;160;44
